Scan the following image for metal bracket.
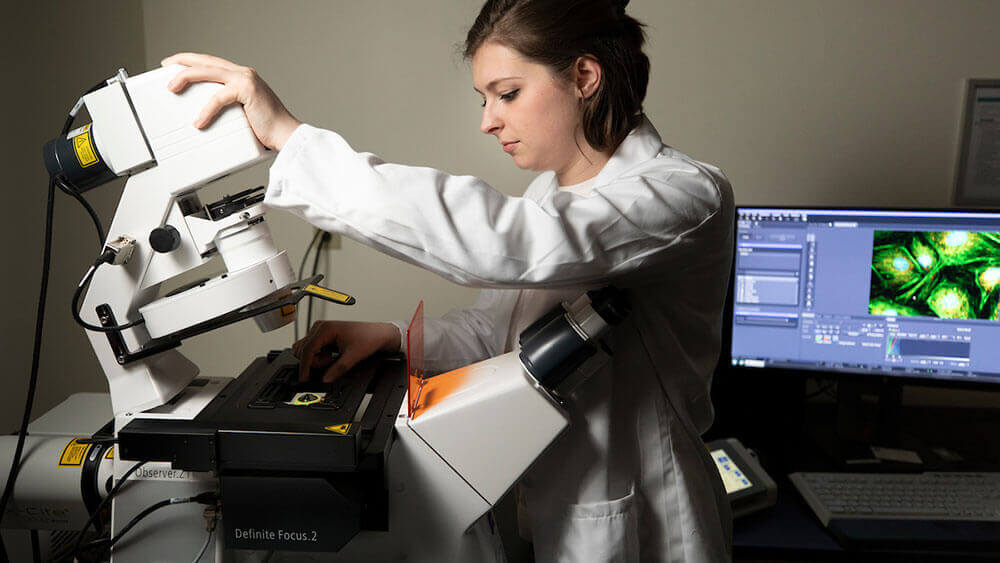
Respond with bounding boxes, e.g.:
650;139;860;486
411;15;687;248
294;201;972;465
98;274;333;365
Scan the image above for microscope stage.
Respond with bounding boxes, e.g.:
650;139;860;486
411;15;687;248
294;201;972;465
117;349;405;473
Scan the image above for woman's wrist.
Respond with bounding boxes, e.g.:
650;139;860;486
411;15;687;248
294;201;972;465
377;322;403;353
272;118;303;151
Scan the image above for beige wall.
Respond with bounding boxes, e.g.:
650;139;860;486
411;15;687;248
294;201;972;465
0;2;146;433
637;0;1000;208
6;0;1000;431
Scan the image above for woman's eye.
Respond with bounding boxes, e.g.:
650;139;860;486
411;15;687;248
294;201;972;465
499;89;520;102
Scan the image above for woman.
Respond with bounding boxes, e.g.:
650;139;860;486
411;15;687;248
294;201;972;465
165;0;734;561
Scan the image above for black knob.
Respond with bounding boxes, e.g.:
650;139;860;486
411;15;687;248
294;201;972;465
149;225;181;253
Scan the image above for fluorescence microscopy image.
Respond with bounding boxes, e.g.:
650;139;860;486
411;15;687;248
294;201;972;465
870;230;1000;320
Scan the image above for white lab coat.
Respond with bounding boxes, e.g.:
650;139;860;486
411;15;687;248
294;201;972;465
264;116;734;563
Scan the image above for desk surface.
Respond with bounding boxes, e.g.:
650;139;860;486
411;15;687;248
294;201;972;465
725;405;1000;562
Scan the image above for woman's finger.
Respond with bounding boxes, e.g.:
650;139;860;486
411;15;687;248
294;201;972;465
167;66;236;93
299;328;334;382
323;345;367;383
193;86;240;129
161;52;240;70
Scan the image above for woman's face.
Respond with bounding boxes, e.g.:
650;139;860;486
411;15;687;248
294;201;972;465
472;42;585;177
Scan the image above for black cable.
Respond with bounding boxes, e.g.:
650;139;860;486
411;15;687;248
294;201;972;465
0;77;118;563
295;229;323;341
192;527;215;563
67;460;148;563
29;530;40;563
93;492;217;558
306;232;330;331
71;256;145;332
805;381;836;400
0;176;59;563
55;179;105;250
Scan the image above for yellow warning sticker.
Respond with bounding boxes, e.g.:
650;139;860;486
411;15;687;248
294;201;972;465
72;124;98;168
105;446;114;460
59;438;90;467
303;285;355;305
324;423;352;435
280;304;296;317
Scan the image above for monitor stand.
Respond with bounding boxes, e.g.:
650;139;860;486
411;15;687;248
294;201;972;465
816;379;925;471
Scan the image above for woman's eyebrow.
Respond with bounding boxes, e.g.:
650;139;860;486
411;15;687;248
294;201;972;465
473;76;524;95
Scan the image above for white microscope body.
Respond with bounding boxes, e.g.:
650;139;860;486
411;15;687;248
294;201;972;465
0;65;625;562
76;66;294;417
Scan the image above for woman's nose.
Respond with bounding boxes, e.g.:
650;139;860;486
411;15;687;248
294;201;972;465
480;105;501;135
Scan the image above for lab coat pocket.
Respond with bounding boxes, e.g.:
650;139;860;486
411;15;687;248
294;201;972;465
557;488;639;563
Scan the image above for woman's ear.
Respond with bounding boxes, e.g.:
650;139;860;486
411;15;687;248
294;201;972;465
574;55;603;99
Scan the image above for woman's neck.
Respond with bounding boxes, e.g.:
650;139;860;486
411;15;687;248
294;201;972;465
556;146;612;186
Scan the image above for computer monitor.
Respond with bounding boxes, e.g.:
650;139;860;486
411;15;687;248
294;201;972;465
728;206;1000;389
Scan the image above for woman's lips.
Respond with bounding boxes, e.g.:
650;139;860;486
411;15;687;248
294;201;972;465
502;141;519;153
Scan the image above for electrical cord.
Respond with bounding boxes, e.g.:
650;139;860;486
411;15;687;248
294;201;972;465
55;179;105;250
192;508;218;563
805;380;836;400
0;176;61;563
71;254;145;332
67;460;148;562
89;492;217;559
29;530;40;563
1;77;116;562
306;232;331;331
294;228;323;341
192;528;214;563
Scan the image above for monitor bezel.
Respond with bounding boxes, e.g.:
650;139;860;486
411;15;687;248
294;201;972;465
720;204;1000;392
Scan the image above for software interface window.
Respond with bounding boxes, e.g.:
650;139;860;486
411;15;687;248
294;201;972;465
731;208;1000;385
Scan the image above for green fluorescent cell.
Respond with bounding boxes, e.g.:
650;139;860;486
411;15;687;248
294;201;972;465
869;296;922;317
872;247;920;290
909;236;938;271
924;231;997;265
978;266;1000;295
926;283;975;319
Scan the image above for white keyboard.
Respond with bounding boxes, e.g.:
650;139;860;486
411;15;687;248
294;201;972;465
790;471;1000;526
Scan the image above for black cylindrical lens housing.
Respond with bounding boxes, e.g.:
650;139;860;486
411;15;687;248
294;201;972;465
588;286;631;325
519;314;595;392
43;124;115;192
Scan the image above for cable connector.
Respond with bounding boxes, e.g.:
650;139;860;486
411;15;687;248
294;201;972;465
192;491;219;505
102;236;136;265
203;505;219;532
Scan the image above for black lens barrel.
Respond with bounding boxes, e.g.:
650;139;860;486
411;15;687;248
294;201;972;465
43;124;115;192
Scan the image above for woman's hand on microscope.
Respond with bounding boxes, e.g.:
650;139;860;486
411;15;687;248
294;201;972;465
292;321;402;383
161;52;302;151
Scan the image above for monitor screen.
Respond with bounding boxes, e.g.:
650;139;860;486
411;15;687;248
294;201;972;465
729;207;1000;387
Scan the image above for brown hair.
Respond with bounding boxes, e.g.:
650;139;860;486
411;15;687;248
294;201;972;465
465;0;649;153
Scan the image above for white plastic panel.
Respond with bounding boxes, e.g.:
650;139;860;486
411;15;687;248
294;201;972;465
125;65;268;171
82;82;153;175
409;352;569;505
139;251;294;338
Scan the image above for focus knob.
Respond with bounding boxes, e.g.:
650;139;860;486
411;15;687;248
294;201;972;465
149;225;181;253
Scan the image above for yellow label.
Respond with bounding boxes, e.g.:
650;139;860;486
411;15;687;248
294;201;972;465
59;438;90;467
72;124;98;168
105;446;115;460
324;423;352;435
304;285;355;305
280;304;296;317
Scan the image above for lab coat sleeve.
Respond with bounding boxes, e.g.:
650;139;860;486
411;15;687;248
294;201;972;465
388;289;515;373
265;124;725;289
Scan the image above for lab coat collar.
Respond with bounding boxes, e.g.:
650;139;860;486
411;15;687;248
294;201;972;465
590;114;663;188
530;115;663;200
